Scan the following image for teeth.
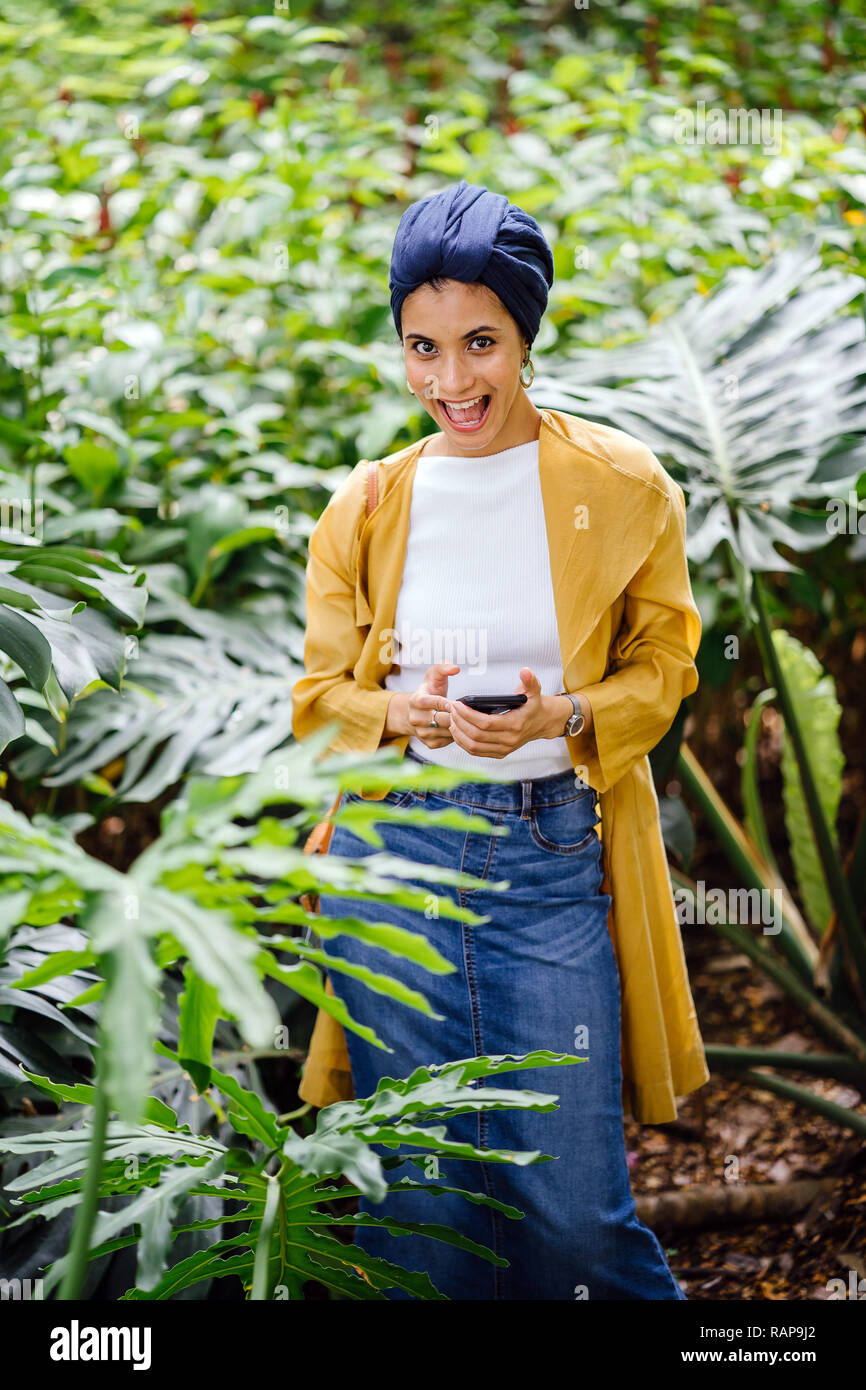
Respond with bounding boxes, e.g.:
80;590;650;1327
445;396;485;411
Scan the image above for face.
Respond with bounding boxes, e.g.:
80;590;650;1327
400;280;536;456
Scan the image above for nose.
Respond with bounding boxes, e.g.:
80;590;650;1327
427;356;477;399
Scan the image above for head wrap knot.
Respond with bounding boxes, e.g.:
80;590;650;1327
389;180;554;347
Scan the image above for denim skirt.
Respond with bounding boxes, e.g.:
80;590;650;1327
316;752;685;1301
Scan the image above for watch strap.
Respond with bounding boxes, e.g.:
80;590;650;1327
557;690;585;736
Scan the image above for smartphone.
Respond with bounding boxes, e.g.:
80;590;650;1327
456;694;527;715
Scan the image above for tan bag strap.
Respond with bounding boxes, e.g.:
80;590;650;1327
303;790;342;858
300;456;379;899
365;458;379;517
299;788;342;916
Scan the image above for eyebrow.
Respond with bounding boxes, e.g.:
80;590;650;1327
404;325;500;341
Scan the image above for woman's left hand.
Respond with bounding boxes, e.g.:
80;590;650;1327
447;668;563;759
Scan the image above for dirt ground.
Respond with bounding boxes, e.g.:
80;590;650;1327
625;920;866;1301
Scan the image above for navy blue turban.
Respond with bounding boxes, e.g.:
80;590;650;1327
389;180;554;348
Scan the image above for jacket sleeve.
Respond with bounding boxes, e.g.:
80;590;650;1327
578;482;701;796
291;463;396;754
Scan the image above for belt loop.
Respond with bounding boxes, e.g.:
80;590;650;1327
520;779;532;819
406;750;427;800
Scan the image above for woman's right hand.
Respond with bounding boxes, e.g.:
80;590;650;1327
407;662;459;747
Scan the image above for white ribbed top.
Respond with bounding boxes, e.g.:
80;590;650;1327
383;439;575;781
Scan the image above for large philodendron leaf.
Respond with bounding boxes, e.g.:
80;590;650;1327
532;242;866;574
10;627;302;800
5;1045;586;1302
0;541;147;626
772;629;845;936
0;922;99;1089
0;541;145;752
0;795;280;1113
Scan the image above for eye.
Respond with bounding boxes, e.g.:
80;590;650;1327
470;335;495;350
411;341;437;356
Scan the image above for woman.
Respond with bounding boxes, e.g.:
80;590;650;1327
291;180;707;1300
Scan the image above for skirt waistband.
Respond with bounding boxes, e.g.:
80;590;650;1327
404;747;595;810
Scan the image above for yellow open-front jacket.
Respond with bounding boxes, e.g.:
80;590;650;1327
291;407;709;1123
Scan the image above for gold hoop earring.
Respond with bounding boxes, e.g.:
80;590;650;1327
520;355;535;388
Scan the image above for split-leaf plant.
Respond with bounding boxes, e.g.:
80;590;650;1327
0;730;581;1298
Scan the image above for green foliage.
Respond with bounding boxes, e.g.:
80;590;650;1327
0;539;145;752
772;629;845;936
0;923;97;1086
5;1040;581;1300
0;736;498;1116
2;0;866;1299
0;734;586;1298
0;0;863;802
534;246;866;575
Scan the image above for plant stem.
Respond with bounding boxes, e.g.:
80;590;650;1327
677;745;817;979
671;867;866;1067
735;1067;866;1137
278;1101;312;1123
705;1042;866;1084
251;1173;281;1301
58;1065;108;1300
740;687;780;876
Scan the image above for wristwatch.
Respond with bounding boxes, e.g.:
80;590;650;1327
557;690;585;738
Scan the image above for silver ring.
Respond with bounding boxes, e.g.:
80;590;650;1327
430;712;438;727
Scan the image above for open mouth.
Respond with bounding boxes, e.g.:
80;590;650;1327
439;394;491;431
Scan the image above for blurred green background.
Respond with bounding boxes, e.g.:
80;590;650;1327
1;0;866;1303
